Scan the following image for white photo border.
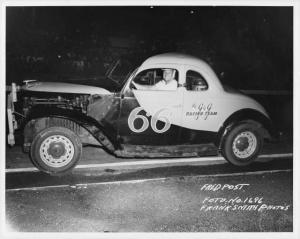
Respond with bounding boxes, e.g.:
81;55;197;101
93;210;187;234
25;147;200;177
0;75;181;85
0;1;298;239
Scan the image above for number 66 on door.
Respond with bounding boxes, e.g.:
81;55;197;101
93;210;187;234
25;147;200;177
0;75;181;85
128;106;172;133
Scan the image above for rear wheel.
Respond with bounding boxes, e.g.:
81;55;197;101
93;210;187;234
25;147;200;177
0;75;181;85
222;123;263;166
30;126;82;175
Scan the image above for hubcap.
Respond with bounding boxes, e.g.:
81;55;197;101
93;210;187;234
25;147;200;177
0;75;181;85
232;131;257;159
235;137;249;151
39;135;75;168
48;142;66;158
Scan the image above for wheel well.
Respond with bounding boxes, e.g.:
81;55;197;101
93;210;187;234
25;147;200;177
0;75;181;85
216;109;274;150
21;106;119;153
23;117;100;151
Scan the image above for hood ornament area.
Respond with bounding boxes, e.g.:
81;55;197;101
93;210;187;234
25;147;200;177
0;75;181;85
23;79;39;88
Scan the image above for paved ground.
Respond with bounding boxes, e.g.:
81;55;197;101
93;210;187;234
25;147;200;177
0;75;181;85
6;156;293;190
5;139;293;170
5;139;293;233
6;170;292;232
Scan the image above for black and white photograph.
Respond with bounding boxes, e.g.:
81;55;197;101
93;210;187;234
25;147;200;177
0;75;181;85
1;0;299;237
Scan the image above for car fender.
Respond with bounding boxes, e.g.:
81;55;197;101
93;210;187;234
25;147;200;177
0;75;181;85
22;106;118;152
216;108;276;150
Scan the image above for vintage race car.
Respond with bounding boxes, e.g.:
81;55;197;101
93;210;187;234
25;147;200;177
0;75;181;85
7;53;274;175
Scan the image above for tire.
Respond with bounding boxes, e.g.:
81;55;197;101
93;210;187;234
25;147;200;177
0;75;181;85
221;123;263;166
30;126;82;175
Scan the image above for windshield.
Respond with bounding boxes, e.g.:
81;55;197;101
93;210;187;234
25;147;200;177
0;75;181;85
121;67;139;93
105;59;139;92
67;59;134;93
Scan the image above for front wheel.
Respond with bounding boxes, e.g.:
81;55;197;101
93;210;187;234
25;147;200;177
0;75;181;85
222;123;263;166
30;126;82;175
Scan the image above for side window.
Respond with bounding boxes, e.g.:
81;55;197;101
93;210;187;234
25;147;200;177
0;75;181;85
133;69;161;86
186;70;208;91
132;68;178;91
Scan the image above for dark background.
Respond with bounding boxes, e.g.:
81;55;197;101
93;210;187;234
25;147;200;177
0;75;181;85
6;6;293;90
6;6;293;135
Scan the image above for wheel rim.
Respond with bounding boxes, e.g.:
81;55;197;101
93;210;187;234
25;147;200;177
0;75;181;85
232;131;257;159
39;135;75;168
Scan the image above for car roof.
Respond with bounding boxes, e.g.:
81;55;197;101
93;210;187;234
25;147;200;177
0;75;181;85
139;53;224;92
141;53;212;70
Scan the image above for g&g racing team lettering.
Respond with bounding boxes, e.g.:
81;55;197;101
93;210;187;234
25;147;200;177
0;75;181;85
186;103;217;120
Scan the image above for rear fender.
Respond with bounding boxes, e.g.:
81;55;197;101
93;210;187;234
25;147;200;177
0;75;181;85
216;109;276;150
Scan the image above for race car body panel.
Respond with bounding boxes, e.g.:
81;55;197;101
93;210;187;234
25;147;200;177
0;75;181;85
113;53;270;147
22;81;112;95
7;53;273;162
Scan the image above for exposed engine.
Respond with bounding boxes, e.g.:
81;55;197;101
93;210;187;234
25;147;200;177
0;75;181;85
12;92;101;149
6;81;109;146
20;92;91;117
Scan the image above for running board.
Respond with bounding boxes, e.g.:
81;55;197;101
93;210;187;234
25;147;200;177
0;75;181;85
114;144;218;158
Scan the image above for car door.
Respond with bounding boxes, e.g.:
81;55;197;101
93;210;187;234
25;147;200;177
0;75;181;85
181;66;219;144
117;67;184;145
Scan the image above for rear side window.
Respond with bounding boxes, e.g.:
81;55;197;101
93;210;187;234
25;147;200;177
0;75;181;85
186;70;208;91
